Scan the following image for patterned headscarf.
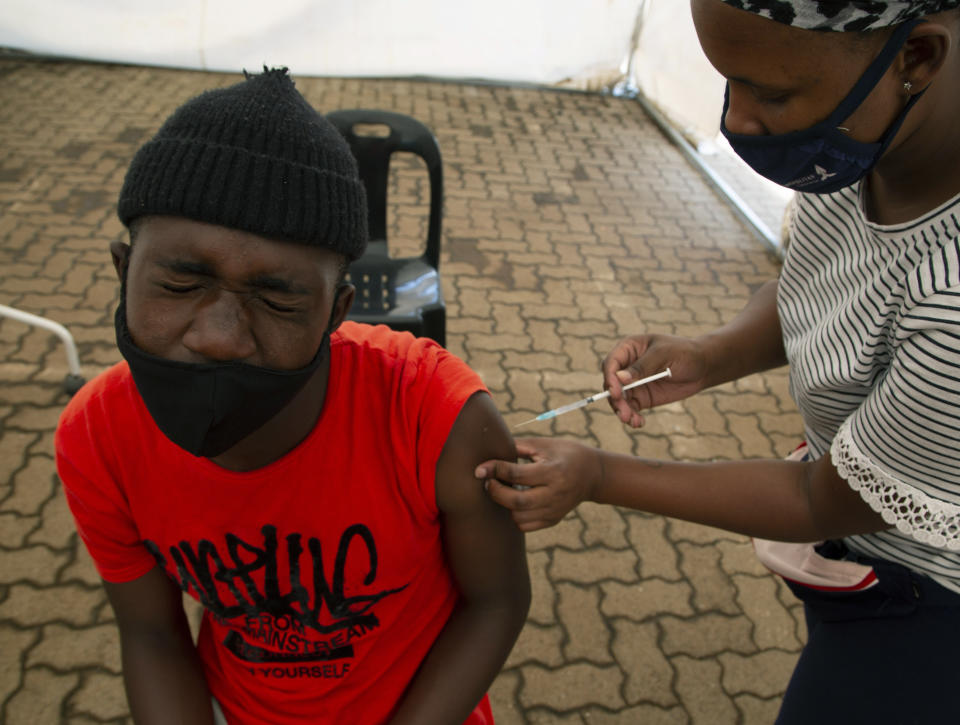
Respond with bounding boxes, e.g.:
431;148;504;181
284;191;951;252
718;1;960;31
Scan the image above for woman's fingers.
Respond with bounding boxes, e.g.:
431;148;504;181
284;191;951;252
606;369;636;421
480;438;599;532
475;458;535;488
485;477;554;514
484;479;566;529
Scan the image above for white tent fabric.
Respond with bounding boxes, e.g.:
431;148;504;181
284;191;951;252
0;0;640;89
626;0;725;143
0;1;737;143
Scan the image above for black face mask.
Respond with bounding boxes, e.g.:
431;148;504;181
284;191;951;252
115;288;336;459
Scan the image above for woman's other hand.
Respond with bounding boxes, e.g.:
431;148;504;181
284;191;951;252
475;438;603;532
602;334;710;427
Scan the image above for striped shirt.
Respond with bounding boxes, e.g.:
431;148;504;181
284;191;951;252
779;183;960;593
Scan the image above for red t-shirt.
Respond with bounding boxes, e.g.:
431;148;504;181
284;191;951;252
56;322;493;724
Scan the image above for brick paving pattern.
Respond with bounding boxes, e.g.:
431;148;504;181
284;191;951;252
0;60;806;724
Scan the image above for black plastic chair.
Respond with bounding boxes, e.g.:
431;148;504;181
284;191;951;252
327;109;445;347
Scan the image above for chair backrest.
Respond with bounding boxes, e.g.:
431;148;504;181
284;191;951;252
326;109;443;270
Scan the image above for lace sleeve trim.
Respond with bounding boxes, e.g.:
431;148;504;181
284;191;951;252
831;419;960;551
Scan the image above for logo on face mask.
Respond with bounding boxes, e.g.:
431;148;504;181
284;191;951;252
720;18;925;194
786;164;839;189
815;165;837;181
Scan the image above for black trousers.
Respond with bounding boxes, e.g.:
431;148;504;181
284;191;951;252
776;543;960;725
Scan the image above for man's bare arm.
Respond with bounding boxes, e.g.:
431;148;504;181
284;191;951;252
103;567;215;724
389;392;530;725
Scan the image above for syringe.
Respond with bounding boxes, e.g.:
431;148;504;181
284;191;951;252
513;368;672;429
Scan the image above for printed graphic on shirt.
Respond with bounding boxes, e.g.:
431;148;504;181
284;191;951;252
144;523;408;676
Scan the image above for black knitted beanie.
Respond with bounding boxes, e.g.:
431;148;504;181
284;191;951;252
117;67;368;261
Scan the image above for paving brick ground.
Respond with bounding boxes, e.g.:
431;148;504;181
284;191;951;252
0;59;807;724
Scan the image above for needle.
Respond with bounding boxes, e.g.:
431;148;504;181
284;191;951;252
513;368;672;429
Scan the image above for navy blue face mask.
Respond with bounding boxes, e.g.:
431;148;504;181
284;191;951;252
721;18;924;194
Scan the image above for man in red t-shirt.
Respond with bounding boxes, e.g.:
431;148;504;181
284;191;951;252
56;67;529;724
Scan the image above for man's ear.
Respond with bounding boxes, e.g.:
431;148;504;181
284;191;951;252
900;23;952;91
110;240;131;282
329;284;355;331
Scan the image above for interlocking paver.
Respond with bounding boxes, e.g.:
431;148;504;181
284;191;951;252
504;623;565;669
526;710;585;725
0;512;39;548
0;59;807;723
27;623;121;672
556;583;613;664
600;579;694;622
5;455;57;514
660;612;754;658
70;671;129;722
519;662;625;711
0;628;37;704
609;618;676;707
5;667;79;725
673;656;738;725
677;542;740;615
0;583;102;627
731;574;803;650
735;694;785;725
670;433;741;461
525;516;585;553
0;546;67;586
577;502;628;549
28;492;77;549
715;539;770;577
551;547;639;585
582;704;689;725
627;514;683;581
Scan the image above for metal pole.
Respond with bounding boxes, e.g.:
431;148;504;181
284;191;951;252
632;94;783;257
0;304;85;393
611;0;783;257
